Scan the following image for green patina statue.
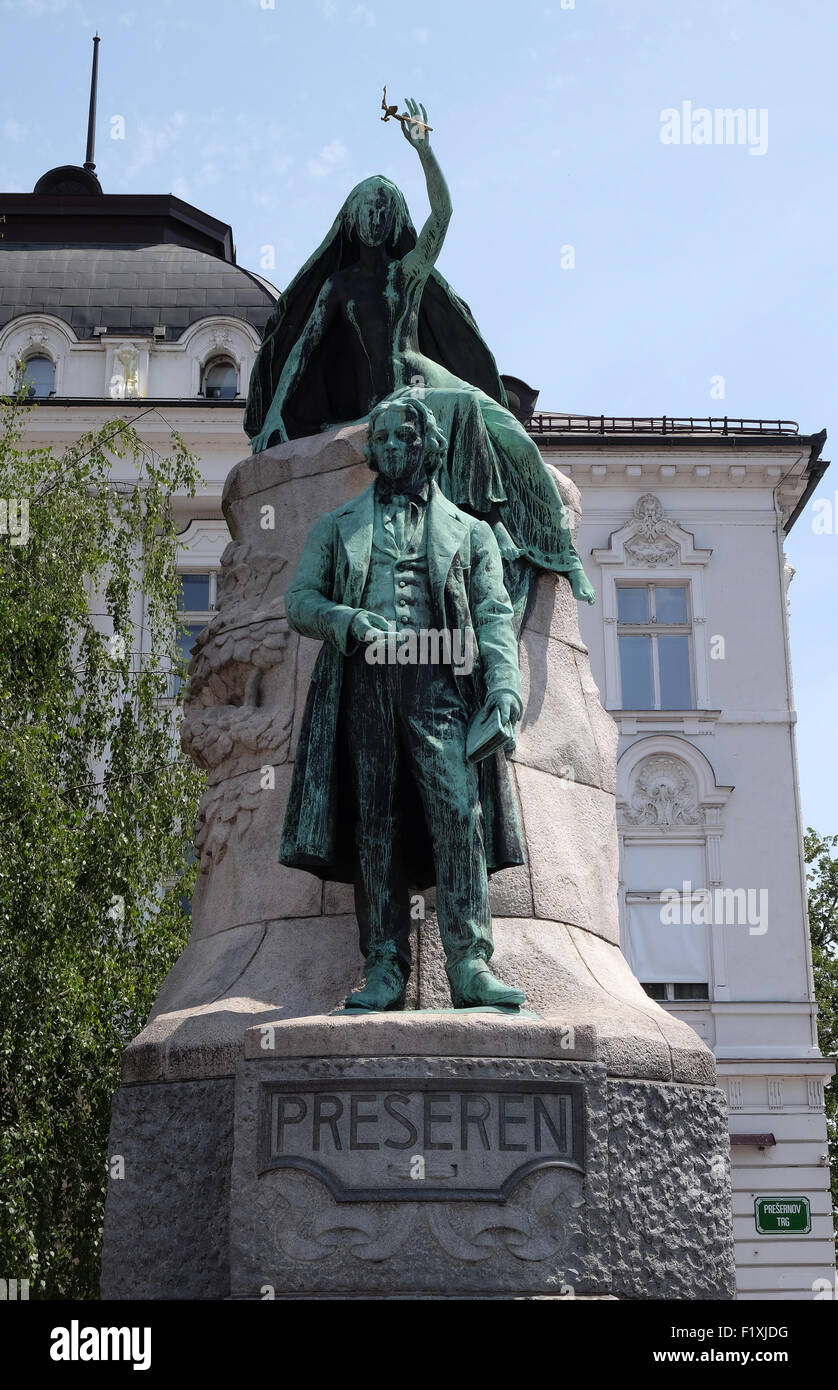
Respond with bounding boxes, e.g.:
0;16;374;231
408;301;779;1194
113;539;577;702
245;97;595;618
280;396;527;1010
259;98;599;1012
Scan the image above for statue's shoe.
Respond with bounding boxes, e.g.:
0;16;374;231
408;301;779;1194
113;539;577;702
446;956;526;1009
344;958;406;1012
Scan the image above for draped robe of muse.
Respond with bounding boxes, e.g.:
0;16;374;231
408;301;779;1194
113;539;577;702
243;177;594;620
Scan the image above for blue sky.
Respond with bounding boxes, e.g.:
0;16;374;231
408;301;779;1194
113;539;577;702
1;0;835;833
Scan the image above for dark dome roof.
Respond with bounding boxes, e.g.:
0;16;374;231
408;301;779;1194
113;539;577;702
33;165;103;196
0;243;276;339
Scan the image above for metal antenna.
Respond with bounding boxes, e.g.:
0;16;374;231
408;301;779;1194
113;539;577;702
83;33;101;173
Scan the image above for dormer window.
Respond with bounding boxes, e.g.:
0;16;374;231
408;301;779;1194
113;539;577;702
202;357;238;400
18;354;56;399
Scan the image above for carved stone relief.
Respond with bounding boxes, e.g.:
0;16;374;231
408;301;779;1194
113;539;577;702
622;753;703;826
623;494;680;567
181;541;294;858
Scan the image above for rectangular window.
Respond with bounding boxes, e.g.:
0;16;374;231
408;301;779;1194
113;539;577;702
617;583;693;709
641;981;668;1001
624;893;708;984
619;634;653;707
641;982;709;1001
178;573;212;612
623;847;711;996
176;623;205;677
170;571;216;697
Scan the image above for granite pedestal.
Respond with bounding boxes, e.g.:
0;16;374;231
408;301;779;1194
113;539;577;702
99;425;736;1300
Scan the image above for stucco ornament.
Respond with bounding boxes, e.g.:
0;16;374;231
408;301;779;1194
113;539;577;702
624;493;680;567
623;754;703;826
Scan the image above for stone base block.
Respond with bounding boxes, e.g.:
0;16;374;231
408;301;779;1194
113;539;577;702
100;1016;736;1300
101;1077;234;1300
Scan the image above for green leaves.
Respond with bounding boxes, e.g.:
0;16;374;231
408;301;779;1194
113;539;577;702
804;828;838;1251
0;397;204;1298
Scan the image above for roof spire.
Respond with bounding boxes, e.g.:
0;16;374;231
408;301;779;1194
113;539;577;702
83;33;100;173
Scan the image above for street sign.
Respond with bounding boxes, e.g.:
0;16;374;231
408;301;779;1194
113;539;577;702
754;1196;811;1234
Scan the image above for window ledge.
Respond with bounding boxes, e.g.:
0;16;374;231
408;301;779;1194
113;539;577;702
609;708;721;734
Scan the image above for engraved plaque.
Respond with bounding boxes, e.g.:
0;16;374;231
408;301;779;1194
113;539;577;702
258;1078;584;1202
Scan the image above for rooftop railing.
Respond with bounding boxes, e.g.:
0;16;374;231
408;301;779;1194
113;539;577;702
525;414;799;437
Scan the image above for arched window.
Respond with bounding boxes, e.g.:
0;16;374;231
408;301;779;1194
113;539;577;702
18;354;55;399
201;357;238;400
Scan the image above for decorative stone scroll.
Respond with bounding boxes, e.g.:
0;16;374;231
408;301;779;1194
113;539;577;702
622;753;703;827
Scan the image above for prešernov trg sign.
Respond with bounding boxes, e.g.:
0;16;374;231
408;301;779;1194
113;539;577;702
754;1196;811;1234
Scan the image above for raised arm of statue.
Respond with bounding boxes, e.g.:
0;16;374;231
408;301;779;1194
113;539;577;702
250;279;338;454
398;99;452;281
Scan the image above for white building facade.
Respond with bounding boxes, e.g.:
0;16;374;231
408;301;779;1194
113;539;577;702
546;418;835;1299
2;166;834;1300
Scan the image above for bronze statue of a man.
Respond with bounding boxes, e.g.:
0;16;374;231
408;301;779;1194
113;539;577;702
280;396;527;1011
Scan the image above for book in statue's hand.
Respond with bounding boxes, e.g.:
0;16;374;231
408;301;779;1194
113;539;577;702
466;703;515;764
